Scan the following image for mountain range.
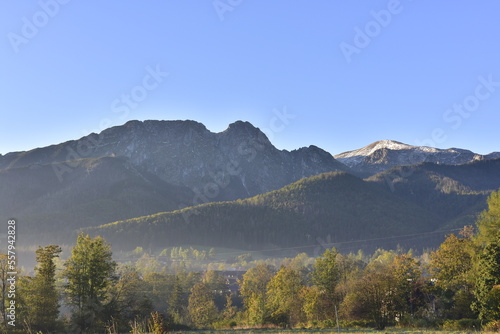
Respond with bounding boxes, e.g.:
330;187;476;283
2;120;499;253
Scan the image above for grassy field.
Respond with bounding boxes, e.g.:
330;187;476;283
169;329;491;334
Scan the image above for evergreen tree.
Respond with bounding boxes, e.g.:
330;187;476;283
311;248;341;318
472;190;500;320
29;245;62;332
476;190;500;245
0;254;8;326
168;276;184;323
13;275;33;329
473;238;500;320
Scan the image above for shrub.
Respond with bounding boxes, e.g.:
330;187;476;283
398;315;441;329
484;320;500;332
339;320;376;328
442;318;482;330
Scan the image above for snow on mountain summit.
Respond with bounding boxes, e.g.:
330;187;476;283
335;140;438;159
334;140;488;177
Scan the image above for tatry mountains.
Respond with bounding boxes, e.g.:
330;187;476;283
2;120;499;253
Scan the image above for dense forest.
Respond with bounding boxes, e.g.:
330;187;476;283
2;190;500;333
88;169;494;254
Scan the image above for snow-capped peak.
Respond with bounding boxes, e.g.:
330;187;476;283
335;140;439;159
333;140;488;176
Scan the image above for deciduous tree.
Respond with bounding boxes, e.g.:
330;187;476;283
429;227;477;319
266;266;305;327
105;265;153;331
342;250;421;330
63;234;116;333
239;263;274;325
188;282;218;328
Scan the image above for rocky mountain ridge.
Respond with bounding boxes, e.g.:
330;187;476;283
0;120;350;201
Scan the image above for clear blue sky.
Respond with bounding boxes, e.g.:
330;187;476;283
1;1;499;156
